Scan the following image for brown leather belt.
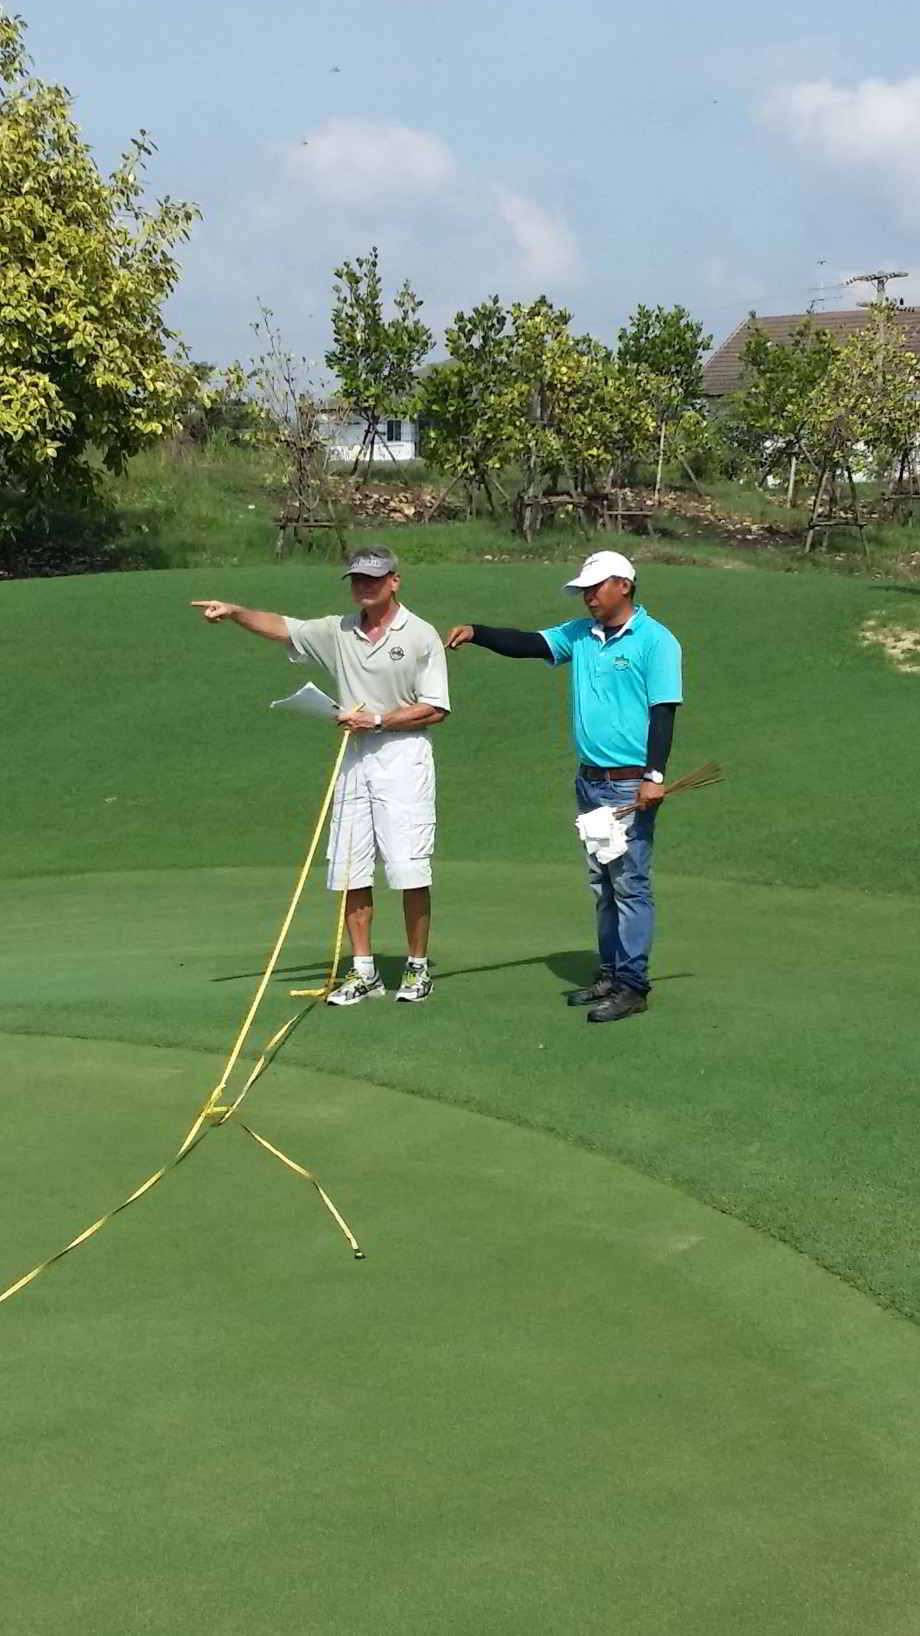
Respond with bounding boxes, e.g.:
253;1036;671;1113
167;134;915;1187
579;764;645;781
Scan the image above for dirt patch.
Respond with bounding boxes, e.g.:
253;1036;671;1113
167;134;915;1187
860;616;920;674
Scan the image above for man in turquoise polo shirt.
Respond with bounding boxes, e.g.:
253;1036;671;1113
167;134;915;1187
446;550;682;1023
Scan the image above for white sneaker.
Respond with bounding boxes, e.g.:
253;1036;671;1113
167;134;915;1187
326;969;386;1007
395;963;433;1003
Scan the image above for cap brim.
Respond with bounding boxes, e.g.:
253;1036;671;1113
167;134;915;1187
563;573;604;593
341;565;392;578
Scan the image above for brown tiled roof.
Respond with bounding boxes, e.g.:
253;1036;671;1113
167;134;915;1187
702;308;920;396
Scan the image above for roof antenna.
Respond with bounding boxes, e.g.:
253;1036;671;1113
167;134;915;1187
846;269;908;306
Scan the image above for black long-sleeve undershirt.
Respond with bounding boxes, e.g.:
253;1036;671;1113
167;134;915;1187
470;624;678;772
471;625;552;660
645;703;676;773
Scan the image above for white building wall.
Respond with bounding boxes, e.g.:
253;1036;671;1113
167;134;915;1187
321;417;418;464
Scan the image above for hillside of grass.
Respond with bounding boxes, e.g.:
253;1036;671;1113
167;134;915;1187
3;560;919;896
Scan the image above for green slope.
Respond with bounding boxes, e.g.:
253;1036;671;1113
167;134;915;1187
2;562;918;893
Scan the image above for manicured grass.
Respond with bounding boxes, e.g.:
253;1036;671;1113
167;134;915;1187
3;561;918;895
4;1033;920;1636
3;558;920;1632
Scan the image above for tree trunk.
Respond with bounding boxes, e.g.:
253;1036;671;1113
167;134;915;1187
786;452;798;510
845;464;869;560
678;456;705;498
350;424;372;477
654;417;667;507
804;461;828;554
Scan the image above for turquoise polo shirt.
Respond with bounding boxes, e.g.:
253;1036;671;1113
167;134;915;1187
540;605;683;767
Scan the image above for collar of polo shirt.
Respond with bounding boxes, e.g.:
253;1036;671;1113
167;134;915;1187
590;605;645;643
348;604;409;643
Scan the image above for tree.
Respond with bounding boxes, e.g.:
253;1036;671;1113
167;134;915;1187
490;299;660;539
324;246;432;476
229;304;343;557
177;362;262;446
0;13;199;532
617;305;712;500
734;318;836;502
414;296;512;511
801;305;920;550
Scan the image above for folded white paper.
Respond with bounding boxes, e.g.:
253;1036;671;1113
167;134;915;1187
270;681;340;720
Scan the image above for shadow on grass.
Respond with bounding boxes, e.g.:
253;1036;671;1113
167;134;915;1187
213;950;694;990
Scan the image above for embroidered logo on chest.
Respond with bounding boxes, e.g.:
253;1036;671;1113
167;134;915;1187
613;655;631;668
389;646;405;661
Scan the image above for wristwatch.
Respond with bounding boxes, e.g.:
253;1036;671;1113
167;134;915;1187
372;712;383;730
642;769;664;784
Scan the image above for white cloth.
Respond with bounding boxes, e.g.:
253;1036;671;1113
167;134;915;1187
326;732;435;891
575;806;630;865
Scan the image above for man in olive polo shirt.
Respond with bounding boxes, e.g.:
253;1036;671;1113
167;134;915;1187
447;550;682;1023
192;547;450;1006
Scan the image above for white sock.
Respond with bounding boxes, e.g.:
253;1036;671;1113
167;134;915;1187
407;956;428;972
354;955;376;979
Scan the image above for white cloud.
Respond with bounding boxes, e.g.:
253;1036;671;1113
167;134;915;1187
494;188;579;284
701;256;766;306
289;118;456;203
763;77;920;221
180;119;581;364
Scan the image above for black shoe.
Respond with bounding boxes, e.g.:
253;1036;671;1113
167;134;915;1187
566;972;621;1008
587;986;648;1024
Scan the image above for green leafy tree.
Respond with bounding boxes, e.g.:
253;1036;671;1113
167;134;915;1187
617;304;713;499
415;296;512;510
734;317;836;501
325;246;432;476
0;13;200;532
493;299;660;539
801;305;920;544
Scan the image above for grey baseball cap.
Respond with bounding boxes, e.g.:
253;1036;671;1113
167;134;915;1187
341;546;399;578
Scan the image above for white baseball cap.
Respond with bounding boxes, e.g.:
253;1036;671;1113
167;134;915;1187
562;550;636;594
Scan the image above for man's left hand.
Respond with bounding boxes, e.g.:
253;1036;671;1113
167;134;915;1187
338;710;378;732
637;779;666;811
335;706;374;732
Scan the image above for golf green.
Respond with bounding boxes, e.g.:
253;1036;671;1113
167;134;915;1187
4;1031;920;1636
2;562;919;1631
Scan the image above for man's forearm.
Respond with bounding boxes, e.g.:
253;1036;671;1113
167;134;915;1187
645;703;677;772
381;703;447;731
471;626;552;660
230;606;288;642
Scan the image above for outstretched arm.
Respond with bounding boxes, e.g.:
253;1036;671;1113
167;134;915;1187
446;624;552;659
190;601;287;642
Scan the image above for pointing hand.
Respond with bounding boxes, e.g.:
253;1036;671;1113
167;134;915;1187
190;600;237;622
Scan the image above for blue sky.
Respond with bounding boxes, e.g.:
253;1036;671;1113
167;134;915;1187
26;0;920;372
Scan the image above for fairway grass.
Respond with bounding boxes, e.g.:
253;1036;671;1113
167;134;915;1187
2;560;919;1632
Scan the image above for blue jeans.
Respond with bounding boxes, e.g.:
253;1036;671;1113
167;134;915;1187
574;774;657;996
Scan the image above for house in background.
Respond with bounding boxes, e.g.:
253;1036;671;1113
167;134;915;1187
318;405;418;464
702;307;920;399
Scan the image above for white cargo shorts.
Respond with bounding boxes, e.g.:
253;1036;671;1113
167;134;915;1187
326;732;436;891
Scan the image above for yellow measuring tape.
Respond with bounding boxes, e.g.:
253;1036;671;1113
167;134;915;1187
0;727;364;1309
